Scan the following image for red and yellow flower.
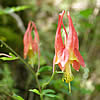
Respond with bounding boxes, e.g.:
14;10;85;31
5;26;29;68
53;10;85;92
23;21;40;59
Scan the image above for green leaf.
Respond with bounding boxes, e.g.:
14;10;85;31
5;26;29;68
42;89;57;98
42;89;55;95
44;94;57;98
31;53;46;65
0;6;31;15
55;71;64;74
0;53;18;61
80;8;93;18
95;84;100;91
29;89;40;95
12;94;24;100
38;66;52;73
80;88;92;94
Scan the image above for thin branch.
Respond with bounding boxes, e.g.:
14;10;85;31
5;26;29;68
36;44;41;93
37;44;40;73
42;72;55;89
9;12;26;33
0;40;35;75
0;40;43;99
35;74;41;92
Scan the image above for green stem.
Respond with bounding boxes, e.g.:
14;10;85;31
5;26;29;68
37;44;40;72
35;74;41;92
42;72;55;89
0;40;43;98
36;44;43;99
69;82;71;93
0;91;14;99
35;44;41;92
0;40;35;75
40;94;43;100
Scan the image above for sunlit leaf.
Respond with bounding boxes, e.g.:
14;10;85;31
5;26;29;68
42;89;55;95
80;88;92;94
12;94;24;100
0;6;31;15
44;94;57;98
29;89;40;95
80;8;93;18
39;66;52;73
55;71;64;74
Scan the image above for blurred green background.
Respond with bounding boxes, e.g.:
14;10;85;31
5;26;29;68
0;0;100;100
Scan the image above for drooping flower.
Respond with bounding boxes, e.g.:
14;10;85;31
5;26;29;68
23;21;40;59
53;10;85;92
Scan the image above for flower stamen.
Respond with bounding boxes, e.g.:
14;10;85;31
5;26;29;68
62;61;74;93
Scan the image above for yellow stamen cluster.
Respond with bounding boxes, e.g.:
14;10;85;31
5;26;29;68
62;72;74;83
62;61;74;93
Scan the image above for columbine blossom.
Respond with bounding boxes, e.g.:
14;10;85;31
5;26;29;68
53;10;85;92
23;21;40;59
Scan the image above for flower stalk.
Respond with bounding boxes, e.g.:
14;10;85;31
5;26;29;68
0;40;35;75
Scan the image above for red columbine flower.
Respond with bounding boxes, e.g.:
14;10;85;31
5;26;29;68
23;21;40;59
53;10;85;92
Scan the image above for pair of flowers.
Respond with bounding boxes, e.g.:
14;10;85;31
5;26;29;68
23;10;85;92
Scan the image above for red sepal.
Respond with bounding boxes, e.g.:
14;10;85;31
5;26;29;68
72;60;80;71
74;48;85;67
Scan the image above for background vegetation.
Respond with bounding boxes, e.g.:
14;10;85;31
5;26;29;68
0;0;100;100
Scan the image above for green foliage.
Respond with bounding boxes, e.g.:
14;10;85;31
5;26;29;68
44;94;57;98
80;88;92;94
28;53;46;67
95;84;100;91
55;71;64;74
29;88;58;98
42;89;58;98
38;66;52;73
0;27;22;49
0;5;31;15
0;64;16;99
29;89;40;95
12;94;24;100
80;8;93;18
42;89;55;94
